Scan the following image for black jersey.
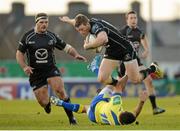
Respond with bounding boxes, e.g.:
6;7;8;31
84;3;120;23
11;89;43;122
119;25;145;52
89;18;135;61
18;29;66;69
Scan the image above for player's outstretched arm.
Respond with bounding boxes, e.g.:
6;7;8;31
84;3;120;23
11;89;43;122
59;16;75;26
133;91;148;118
63;44;87;62
68;46;87;62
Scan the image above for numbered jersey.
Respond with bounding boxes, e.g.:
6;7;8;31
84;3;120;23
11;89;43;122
18;29;66;69
94;94;124;125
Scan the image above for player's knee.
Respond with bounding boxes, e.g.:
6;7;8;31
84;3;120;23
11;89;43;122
97;76;106;84
130;77;142;84
54;88;66;99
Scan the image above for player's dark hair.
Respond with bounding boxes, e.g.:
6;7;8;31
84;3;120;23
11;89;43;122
75;14;89;28
125;11;137;19
35;13;48;23
119;111;136;125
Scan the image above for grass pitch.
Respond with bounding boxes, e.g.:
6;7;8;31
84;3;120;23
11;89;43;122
0;96;180;130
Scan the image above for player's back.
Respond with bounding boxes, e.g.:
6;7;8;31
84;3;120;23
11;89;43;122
95;94;124;125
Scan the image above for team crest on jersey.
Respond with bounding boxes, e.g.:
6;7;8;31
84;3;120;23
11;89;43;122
48;40;54;45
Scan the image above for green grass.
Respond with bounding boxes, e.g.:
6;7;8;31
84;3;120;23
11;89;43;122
0;96;180;130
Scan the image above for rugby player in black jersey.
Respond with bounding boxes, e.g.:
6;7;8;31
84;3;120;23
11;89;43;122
119;11;165;115
59;14;164;89
16;13;87;125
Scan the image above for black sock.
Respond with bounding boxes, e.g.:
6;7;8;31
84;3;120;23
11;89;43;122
109;77;118;86
44;102;51;114
150;65;156;73
140;66;156;80
149;95;157;109
63;97;74;121
46;102;51;108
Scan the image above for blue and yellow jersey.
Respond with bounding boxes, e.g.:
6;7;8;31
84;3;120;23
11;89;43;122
88;92;123;125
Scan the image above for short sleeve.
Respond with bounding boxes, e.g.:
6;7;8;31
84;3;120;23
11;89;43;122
140;31;145;39
54;34;67;50
17;35;27;53
119;26;127;36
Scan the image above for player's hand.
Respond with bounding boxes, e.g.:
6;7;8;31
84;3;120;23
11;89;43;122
23;66;34;76
139;91;148;102
140;50;149;59
83;40;89;50
59;16;70;23
75;54;87;62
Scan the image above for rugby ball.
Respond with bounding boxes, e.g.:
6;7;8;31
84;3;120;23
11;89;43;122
86;34;103;53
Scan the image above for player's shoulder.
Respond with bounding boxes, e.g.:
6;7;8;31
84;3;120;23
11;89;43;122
23;29;34;37
46;30;60;39
20;29;35;41
136;26;145;33
47;30;55;36
120;25;129;30
119;25;129;34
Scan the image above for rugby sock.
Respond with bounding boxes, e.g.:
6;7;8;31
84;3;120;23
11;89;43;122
44;102;51;114
140;66;156;80
63;97;74;120
62;102;84;113
109;77;118;86
149;95;157;109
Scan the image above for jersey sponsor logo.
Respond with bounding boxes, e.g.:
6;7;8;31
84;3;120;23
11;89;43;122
127;35;133;38
35;48;48;63
113;96;121;105
28;41;35;44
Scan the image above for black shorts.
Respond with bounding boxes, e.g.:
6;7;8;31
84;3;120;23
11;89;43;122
29;66;61;91
118;56;143;77
104;49;137;62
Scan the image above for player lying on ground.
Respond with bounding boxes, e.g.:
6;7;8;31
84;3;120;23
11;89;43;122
50;76;148;125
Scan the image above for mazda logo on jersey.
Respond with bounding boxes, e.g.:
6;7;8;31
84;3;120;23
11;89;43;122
35;48;48;63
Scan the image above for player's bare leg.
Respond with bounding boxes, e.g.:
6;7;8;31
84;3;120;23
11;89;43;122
48;76;77;125
124;59;164;84
33;86;51;114
98;58;119;85
139;65;165;115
